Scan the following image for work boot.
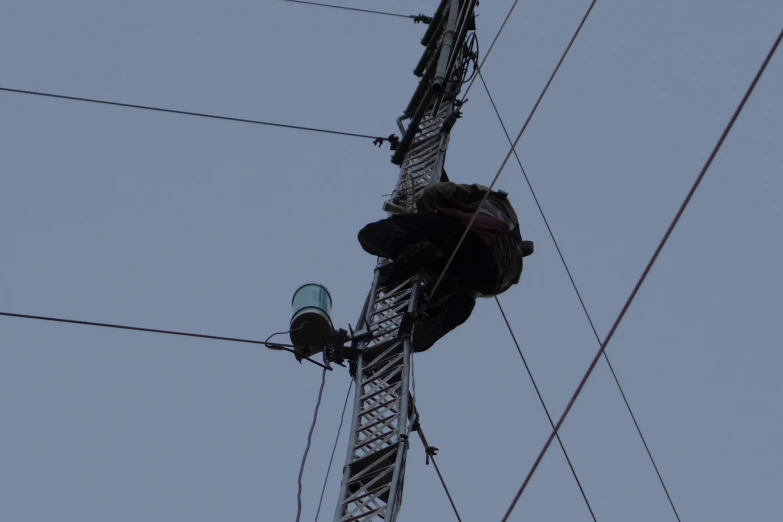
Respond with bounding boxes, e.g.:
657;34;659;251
411;309;447;352
380;242;438;288
413;288;476;352
420;275;459;317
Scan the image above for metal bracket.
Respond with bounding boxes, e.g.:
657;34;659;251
373;134;400;150
324;326;376;366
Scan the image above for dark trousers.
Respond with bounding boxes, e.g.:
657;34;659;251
358;213;497;352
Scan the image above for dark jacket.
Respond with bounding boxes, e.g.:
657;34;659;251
417;182;524;296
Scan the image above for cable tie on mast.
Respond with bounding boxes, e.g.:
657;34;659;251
410;414;438;465
442;110;462;134
424;445;439;466
388;134;400;150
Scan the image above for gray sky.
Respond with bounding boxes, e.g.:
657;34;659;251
1;0;781;520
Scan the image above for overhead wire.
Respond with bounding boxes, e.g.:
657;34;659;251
314;380;354;522
461;0;523;101
494;297;598;522
0;311;331;370
427;0;598;301
0;87;387;143
264;326;304;345
500;24;783;522
296;366;328;522
414;418;464;522
283;0;416;20
477;66;683;522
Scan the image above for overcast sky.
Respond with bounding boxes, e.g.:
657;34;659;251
1;1;782;520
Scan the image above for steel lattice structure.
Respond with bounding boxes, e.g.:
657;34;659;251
333;1;478;520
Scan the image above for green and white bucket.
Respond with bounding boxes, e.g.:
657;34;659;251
290;283;334;356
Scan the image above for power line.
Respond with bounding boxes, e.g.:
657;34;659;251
414;420;464;522
314;380;353;522
477;66;681;521
0;311;331;370
283;0;417;20
0;87;389;143
296;367;328;522
427;0;598;300
500;24;783;522
494;297;598;522
461;0;523;100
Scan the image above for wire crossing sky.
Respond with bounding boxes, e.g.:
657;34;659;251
0;86;390;142
1;1;781;521
283;0;418;20
501;22;783;521
0;311;332;369
478;68;682;521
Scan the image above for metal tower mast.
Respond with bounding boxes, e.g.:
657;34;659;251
333;1;478;520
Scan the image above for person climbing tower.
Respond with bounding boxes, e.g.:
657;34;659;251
358;180;534;352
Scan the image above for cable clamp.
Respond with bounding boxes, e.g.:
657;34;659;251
424;445;438;465
373;134;400;150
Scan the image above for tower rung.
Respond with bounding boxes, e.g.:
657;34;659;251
357;414;399;436
361;382;402;404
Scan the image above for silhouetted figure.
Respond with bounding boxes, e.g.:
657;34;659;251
358;181;533;352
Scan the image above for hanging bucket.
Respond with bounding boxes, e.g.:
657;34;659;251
290;283;334;356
